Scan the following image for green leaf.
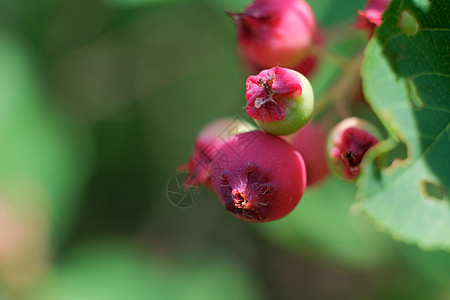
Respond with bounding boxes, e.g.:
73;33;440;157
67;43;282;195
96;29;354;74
359;0;450;250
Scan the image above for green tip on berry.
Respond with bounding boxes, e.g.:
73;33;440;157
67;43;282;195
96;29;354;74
245;66;314;135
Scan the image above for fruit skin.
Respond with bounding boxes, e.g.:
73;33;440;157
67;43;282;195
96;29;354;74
326;118;382;181
288;122;329;186
245;67;314;136
180;118;255;188
354;0;391;37
240;27;325;78
210;130;306;222
228;0;316;69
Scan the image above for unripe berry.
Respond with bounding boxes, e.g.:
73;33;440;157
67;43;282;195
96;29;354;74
228;0;316;69
181;118;255;187
354;0;391;37
245;67;314;135
326;118;382;181
289;123;329;186
210;131;306;222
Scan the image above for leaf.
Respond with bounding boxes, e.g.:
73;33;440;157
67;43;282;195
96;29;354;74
359;0;450;250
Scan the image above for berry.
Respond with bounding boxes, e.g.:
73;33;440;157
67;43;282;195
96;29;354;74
289;122;329;186
245;67;314;135
180;118;255;187
241;27;325;78
228;0;316;69
326;118;382;181
354;0;391;37
210;130;306;222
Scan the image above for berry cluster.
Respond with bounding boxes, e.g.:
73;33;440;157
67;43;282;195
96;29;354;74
182;0;389;222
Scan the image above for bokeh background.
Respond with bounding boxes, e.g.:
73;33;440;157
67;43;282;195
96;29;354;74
0;0;449;299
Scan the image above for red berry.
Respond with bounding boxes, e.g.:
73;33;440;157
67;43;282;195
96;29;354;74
326;118;382;181
289;123;329;186
245;67;314;135
210;130;306;222
180;118;255;187
228;0;316;69
240;27;325;78
290;27;325;77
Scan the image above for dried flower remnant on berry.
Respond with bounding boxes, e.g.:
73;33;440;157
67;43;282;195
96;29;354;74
331;127;378;180
245;67;314;135
245;67;302;122
219;162;277;222
326;118;382;181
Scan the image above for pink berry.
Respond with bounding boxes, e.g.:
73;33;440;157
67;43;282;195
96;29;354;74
180;118;255;187
241;27;325;78
291;27;325;76
326;118;382;181
245;66;314;135
289;123;329;186
354;0;391;37
210;130;306;222
228;0;316;69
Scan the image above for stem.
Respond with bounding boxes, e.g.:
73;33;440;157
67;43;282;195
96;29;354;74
317;108;339;132
334;99;352;119
325;21;364;44
309;44;353;71
314;50;364;117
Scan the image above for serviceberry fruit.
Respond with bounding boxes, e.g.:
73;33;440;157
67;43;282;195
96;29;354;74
210;130;306;222
241;27;325;78
227;0;316;69
288;122;329;186
181;118;255;187
326;117;382;181
245;66;314;135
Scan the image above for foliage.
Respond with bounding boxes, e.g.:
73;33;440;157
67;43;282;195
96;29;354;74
358;0;450;250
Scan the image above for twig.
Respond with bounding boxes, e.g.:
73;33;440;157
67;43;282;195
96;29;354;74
314;50;364;117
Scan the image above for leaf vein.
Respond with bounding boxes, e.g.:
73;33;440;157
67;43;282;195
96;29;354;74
410;72;450;79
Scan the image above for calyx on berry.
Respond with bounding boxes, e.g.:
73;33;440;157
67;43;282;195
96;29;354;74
326;117;383;181
245;66;314;135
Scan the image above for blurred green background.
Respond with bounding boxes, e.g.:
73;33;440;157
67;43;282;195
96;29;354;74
0;0;449;299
